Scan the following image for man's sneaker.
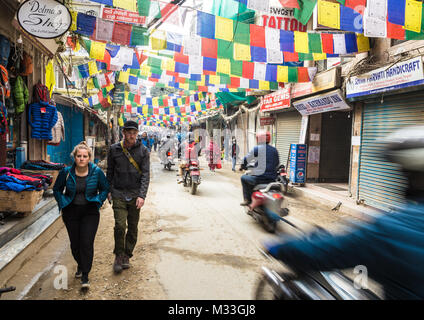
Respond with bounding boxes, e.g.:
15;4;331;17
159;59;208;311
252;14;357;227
81;274;90;289
240;200;250;206
75;267;82;279
122;255;130;269
113;255;123;274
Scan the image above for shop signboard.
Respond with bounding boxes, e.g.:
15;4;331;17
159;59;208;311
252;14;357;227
289;144;307;184
260;117;275;126
259;87;291;112
292;89;351;116
17;0;72;39
256;0;307;32
346;56;424;99
102;7;146;25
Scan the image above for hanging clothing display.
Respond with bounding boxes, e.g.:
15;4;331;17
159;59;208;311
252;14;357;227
28;101;58;140
48;110;65;146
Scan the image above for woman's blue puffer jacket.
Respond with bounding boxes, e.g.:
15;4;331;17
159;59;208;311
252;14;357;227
53;162;110;211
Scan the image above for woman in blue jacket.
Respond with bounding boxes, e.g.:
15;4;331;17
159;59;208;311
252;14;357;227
53;141;109;289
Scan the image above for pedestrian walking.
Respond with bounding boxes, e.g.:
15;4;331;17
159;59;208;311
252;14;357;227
231;137;240;172
107;120;150;274
207;139;221;171
53;141;110;289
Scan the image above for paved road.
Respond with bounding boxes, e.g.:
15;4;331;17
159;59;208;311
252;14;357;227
3;152;360;300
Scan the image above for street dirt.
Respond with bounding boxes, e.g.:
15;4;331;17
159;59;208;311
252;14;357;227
4;153;362;300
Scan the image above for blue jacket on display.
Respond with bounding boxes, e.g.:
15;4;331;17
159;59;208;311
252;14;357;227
266;201;424;299
53;162;110;211
28;101;58;140
243;144;280;180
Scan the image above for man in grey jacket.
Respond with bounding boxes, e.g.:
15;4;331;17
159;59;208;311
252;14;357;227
107;120;150;273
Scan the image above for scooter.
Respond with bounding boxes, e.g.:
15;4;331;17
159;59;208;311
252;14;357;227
164;150;175;171
182;160;201;195
241;164;290;233
254;221;380;300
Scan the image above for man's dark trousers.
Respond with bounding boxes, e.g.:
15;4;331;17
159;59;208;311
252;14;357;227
241;175;274;202
113;198;140;258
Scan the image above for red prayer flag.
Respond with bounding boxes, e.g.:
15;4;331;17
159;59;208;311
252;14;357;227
279;0;299;9
230;77;240;88
250;24;266;48
201;38;218;59
242;61;254;79
387;19;405;40
321;33;334;54
112;22;132;45
345;0;366;13
174;52;189;64
283;51;299;62
297;67;310;82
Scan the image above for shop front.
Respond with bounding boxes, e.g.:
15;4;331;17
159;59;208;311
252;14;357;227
346;56;424;211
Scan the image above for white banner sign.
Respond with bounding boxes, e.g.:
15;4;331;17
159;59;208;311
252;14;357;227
293;89;351;116
346;56;424;99
17;0;72;39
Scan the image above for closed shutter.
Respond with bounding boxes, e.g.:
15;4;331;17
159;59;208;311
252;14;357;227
359;94;424;210
276;111;302;167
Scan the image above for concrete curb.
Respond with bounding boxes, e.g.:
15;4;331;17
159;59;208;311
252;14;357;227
287;185;381;221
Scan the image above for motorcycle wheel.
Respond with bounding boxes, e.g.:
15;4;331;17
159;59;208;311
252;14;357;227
254;276;279;300
190;182;197;195
166;163;171;171
282;177;289;195
263;215;277;233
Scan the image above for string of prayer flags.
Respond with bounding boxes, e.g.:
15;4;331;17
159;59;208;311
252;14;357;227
89;41;106;61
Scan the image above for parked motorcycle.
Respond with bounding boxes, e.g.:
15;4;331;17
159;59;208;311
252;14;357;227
276;164;289;195
241;164;290;233
254;221;380;300
182;160;201;195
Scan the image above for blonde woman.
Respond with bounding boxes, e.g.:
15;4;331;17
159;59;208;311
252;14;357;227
53;142;109;289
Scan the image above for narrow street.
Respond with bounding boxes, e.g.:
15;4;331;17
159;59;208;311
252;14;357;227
3;152;356;300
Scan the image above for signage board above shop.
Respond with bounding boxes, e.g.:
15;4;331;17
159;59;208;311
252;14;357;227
291;67;341;99
102;7;147;25
293;89;351;116
255;0;307;32
259;87;291;112
17;0;72;39
346;56;424;99
260;117;276;126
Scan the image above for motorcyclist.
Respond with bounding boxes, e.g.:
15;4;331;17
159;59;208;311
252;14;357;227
177;132;200;184
159;133;176;164
264;125;424;299
239;131;280;206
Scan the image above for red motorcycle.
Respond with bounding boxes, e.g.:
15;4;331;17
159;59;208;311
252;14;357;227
182;160;201;195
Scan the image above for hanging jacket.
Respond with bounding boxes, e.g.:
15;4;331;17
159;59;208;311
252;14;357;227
13;75;29;114
53;162;109;211
48;111;65;145
28;101;58;140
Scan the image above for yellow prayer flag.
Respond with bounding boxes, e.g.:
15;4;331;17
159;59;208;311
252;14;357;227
277;66;288;83
405;0;422;33
88;60;98;76
70;11;78;31
151;37;167;50
215;16;234;42
356;34;370;53
199;76;206;86
87;78;95;90
217;59;231;75
195;102;202;111
198;92;203;100
142;105;148;115
177;98;183;106
294;31;309;54
170;107;176;114
259;81;270;90
118;117;124;127
106;83;115;92
152;97;159;107
162;59;175;72
312;53;327;60
234;43;251;61
140;65;151;77
318;0;340;30
113;0;137;12
119;70;130;83
181;83;189;90
209;75;220;85
83;98;89;105
90;41;106;60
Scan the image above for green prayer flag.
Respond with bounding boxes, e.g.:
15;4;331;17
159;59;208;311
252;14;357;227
131;26;149;46
233;21;250;45
299;53;314;61
128;92;135;102
218;40;234;59
336;0;345;5
219;74;231;84
308;33;322;53
288;67;298;82
230;60;243;77
294;0;317;25
138;0;151;16
270;82;279;90
148;57;162;68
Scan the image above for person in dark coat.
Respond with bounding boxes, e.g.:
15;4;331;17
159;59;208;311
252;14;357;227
53;141;109;289
231;137;240;172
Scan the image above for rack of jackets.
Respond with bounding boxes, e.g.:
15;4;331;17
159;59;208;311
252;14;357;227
28;101;58;140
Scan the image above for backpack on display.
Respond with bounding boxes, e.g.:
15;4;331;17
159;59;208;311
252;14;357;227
20;52;33;76
33;82;50;103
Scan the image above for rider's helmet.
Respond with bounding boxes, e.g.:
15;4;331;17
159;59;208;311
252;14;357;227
166;134;171;139
382;125;424;199
256;131;271;144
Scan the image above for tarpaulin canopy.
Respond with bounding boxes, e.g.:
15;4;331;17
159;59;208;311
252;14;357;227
215;92;257;106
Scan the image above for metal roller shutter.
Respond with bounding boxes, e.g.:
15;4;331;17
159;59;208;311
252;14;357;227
359;94;424;210
276;111;302;167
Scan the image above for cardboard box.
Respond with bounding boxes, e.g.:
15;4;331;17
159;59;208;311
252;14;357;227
0;190;44;214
